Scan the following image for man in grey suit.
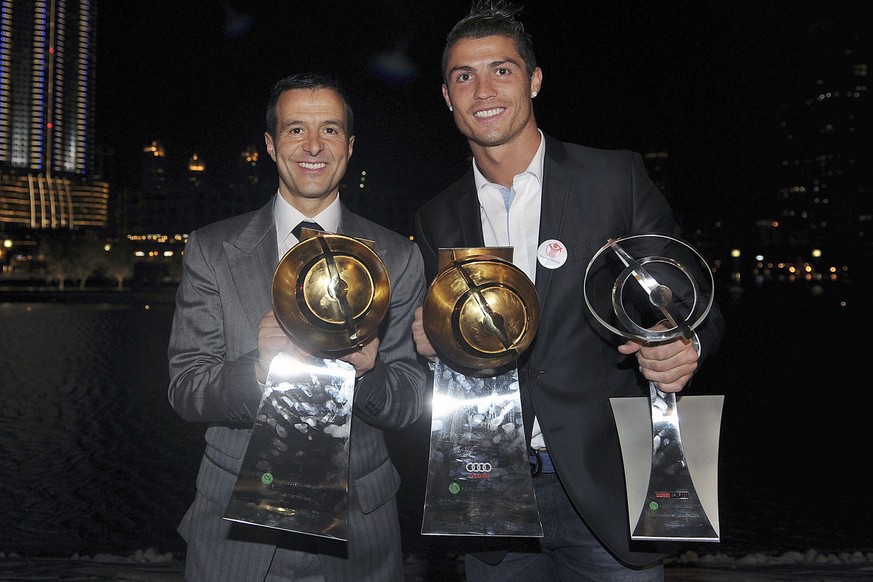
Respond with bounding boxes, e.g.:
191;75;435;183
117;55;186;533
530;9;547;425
168;72;427;581
411;2;725;581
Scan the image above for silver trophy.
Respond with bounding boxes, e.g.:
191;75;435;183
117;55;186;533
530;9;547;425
584;234;722;542
224;229;390;541
420;248;543;537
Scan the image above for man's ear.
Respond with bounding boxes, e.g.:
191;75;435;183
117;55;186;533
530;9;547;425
264;131;276;161
530;67;543;97
442;84;452;111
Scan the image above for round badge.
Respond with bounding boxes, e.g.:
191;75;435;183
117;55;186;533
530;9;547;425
537;239;567;269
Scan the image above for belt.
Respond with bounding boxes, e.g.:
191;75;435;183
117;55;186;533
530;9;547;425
529;448;555;476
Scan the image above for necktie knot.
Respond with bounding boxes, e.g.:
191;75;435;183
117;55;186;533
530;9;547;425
292;220;323;241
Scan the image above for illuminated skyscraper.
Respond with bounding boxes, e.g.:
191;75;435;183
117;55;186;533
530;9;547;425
0;0;108;231
770;19;869;280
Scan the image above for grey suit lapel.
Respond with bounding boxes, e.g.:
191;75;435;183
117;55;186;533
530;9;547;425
225;200;277;332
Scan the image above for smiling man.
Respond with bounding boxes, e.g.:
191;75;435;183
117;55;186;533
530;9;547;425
168;72;427;581
411;2;725;581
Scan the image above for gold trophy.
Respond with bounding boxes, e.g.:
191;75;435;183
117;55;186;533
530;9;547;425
224;228;390;540
421;248;543;537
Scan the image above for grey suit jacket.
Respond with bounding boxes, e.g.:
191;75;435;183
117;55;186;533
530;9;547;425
414;134;725;567
168;196;426;581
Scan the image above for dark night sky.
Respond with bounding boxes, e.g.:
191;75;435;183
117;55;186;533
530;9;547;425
94;1;858;221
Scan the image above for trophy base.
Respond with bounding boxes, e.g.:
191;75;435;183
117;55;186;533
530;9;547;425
224;353;356;540
611;394;723;542
421;359;542;537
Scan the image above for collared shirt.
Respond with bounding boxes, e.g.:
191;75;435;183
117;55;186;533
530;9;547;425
275;193;342;262
473;130;545;283
473;130;546;448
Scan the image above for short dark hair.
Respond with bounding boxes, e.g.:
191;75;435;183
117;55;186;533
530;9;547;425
441;0;537;82
265;72;354;139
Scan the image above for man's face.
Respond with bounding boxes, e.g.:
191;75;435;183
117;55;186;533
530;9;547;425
265;87;354;210
442;35;541;148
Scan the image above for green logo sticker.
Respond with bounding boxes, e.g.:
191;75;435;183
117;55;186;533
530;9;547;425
448;482;460;495
261;472;274;485
648;501;659;511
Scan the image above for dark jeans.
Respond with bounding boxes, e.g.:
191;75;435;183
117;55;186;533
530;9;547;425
464;473;664;581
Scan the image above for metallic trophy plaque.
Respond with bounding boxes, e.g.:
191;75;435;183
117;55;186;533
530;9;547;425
583;234;722;542
421;248;543;537
224;353;356;540
224;229;390;540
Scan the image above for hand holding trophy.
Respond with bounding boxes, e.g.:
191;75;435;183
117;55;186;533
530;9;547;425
584;234;722;542
224;228;390;541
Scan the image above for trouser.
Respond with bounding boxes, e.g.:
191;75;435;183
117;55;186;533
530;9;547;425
464;472;664;582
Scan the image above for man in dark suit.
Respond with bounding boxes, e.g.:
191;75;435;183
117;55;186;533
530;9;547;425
168;72;427;581
411;2;725;580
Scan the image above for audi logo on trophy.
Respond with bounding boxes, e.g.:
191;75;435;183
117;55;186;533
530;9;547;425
465;462;493;473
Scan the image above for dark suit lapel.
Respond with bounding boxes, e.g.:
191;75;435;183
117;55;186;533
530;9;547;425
535;136;573;308
458;179;485;248
226;199;276;332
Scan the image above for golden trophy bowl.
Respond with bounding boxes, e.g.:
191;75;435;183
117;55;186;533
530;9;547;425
423;248;539;375
272;230;390;358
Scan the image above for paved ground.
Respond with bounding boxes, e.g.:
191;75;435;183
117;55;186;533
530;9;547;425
2;554;872;581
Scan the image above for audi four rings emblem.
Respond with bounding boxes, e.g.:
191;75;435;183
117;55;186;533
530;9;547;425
465;462;492;473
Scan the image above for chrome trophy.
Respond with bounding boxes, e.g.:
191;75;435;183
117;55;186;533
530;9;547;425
583;234;723;542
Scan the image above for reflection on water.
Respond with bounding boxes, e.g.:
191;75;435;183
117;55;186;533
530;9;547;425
0;283;870;562
0;301;202;558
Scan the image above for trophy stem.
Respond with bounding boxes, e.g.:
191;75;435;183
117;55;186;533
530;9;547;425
631;381;718;541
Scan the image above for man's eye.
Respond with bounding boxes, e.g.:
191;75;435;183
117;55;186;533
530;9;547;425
289;127;303;134
496;68;510;76
325;127;338;134
457;73;471;82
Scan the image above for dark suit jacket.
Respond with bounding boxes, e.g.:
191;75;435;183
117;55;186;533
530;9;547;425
168;197;426;581
414;134;725;567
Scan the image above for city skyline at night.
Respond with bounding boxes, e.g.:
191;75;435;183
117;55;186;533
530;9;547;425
1;1;867;287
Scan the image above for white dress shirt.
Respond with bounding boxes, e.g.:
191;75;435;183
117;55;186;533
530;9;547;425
274;193;342;262
473;130;547;449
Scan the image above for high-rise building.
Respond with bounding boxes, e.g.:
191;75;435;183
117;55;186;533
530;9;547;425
0;0;108;231
754;18;868;284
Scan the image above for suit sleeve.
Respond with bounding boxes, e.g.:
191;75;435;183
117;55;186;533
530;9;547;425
628;151;726;361
167;230;263;424
413;209;440;284
351;240;428;430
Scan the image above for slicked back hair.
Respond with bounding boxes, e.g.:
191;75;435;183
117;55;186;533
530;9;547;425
441;0;537;82
265;72;354;140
